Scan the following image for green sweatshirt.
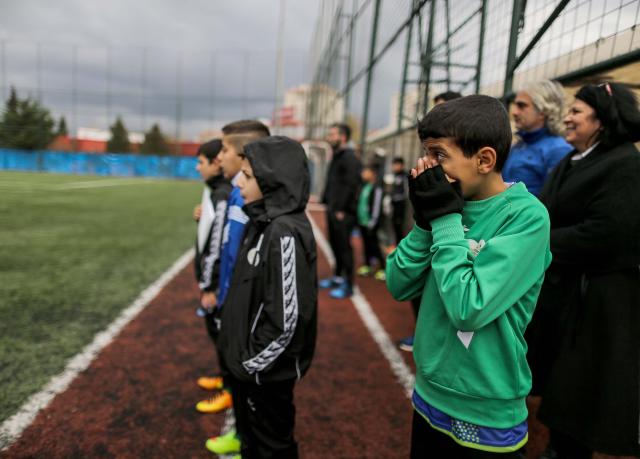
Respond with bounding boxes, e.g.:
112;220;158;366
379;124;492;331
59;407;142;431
357;182;373;227
386;182;551;428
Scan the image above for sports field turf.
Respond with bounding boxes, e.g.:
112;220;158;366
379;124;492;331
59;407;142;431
0;171;202;423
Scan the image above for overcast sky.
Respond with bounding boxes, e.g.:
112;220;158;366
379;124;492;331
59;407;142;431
1;0;635;141
0;0;319;139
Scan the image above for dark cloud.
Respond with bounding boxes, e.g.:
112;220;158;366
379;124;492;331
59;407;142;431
0;0;317;138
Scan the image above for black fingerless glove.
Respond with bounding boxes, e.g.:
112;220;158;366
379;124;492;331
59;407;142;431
408;166;464;230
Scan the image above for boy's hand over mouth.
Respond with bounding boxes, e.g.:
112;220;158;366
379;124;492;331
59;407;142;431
409;159;464;229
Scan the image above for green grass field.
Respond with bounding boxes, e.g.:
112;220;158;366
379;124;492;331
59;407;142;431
0;171;202;423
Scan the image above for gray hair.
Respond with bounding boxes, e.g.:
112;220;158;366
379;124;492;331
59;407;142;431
518;80;566;136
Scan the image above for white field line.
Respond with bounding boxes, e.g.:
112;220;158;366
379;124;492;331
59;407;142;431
0;248;195;452
54;179;160;190
350;288;415;398
306;211;415;399
306;211;335;268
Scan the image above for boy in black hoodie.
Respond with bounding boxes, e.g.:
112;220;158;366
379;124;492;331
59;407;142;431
215;136;317;459
193;139;232;390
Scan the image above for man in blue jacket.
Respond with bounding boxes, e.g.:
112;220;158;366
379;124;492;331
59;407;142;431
502;80;572;196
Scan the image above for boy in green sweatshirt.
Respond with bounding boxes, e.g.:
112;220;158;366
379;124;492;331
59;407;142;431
386;95;551;457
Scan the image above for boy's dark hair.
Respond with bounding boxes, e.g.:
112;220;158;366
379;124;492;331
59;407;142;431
222;120;271;158
222;119;271;137
363;161;380;174
197;138;223;163
418;95;512;172
330;123;351;142
433;91;462;103
392;156;405;165
575;82;640;150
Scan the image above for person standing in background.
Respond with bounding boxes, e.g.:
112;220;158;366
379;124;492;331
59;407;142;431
433;91;462;105
356;162;386;281
502;80;573;196
319;123;362;299
531;82;640;458
390;157;409;247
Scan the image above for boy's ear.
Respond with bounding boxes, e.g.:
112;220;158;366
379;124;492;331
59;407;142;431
476;147;497;174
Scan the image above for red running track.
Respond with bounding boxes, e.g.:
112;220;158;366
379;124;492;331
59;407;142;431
2;210;417;459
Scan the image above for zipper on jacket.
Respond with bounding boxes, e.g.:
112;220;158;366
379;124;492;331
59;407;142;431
251;303;265;335
295;357;301;381
247;233;265;267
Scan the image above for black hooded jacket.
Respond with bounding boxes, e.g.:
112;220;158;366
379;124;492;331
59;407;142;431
217;136;318;384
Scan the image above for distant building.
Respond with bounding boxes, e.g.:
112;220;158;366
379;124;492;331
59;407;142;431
272;84;345;140
47;127;199;156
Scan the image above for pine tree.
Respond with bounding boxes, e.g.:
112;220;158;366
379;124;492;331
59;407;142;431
0;87;55;150
57;116;68;136
7;87;18;114
140;123;170;155
106;116;130;153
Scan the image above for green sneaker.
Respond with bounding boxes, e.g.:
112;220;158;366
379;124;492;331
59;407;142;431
357;265;372;277
205;429;241;455
374;270;386;281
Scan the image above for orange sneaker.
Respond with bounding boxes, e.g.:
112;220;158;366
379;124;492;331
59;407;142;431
197;376;224;391
196;390;232;413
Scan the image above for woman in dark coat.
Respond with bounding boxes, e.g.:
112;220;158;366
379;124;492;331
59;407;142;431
528;82;640;458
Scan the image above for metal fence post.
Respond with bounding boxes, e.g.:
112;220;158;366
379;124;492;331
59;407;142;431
504;0;526;95
397;0;415;132
359;0;382;153
475;0;487;94
420;0;436;115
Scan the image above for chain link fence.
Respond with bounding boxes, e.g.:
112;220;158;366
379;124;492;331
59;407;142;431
306;0;640;165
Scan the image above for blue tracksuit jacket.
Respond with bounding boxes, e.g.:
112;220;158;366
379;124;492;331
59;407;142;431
217;173;248;306
502;127;573;196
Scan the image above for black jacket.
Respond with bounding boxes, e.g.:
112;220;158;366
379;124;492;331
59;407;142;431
321;146;362;214
527;142;640;455
218;136;317;384
195;174;232;292
391;171;408;203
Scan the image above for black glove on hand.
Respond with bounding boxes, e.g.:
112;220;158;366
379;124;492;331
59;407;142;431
408;166;464;230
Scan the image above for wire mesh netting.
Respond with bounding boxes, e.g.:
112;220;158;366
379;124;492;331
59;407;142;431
306;0;640;154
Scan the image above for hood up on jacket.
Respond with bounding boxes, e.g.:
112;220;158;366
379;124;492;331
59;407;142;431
243;136;310;221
